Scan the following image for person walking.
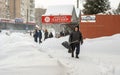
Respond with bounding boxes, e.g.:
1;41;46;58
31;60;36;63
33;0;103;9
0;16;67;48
33;29;38;43
49;32;53;38
38;29;42;43
44;29;48;40
69;26;83;58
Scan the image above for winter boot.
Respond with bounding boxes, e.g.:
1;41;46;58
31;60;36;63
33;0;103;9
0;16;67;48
71;52;74;57
76;54;79;58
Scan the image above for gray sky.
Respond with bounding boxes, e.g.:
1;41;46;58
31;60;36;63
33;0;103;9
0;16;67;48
35;0;120;9
35;0;84;9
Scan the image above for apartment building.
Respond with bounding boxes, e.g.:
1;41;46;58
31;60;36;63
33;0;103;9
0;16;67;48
0;0;7;18
9;0;35;23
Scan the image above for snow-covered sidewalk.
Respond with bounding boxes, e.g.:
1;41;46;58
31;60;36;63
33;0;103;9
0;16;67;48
0;32;120;75
40;34;120;75
0;32;68;75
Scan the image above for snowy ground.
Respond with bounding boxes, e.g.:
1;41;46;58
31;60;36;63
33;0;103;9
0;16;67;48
0;31;120;75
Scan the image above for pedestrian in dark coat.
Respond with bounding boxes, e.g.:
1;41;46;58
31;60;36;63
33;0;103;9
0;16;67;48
69;26;83;58
49;32;53;38
33;29;38;43
38;29;42;43
44;29;48;40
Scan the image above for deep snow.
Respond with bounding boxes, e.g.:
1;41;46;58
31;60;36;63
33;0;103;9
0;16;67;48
0;31;120;75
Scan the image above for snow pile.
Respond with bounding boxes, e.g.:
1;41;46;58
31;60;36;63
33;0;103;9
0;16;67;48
82;34;120;55
0;32;120;75
41;34;120;75
0;32;69;75
75;8;81;18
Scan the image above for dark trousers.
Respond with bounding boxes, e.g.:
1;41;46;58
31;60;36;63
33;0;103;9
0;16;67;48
39;37;42;43
71;43;80;55
34;37;38;42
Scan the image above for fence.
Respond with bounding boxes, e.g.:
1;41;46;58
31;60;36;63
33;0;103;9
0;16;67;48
80;15;120;38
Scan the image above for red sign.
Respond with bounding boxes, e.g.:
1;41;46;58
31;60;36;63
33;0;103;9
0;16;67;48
42;15;71;23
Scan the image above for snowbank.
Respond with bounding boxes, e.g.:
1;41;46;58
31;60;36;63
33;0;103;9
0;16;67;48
41;34;120;75
0;32;69;75
0;32;120;75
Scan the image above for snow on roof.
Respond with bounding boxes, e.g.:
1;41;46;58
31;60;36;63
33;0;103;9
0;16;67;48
43;5;74;16
75;8;81;18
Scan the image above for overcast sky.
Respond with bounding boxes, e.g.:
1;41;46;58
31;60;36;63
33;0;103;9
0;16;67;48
35;0;77;8
35;0;120;9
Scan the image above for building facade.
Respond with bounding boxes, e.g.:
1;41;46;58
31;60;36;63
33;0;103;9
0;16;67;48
41;5;78;37
0;0;35;23
9;0;35;23
0;0;9;18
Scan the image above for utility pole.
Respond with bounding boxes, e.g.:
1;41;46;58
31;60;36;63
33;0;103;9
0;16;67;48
26;0;29;30
77;0;80;27
14;0;16;18
26;0;29;24
27;9;28;24
77;0;79;8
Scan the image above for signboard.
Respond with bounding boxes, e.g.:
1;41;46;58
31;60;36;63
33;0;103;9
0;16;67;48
42;15;71;23
0;18;10;23
81;15;96;22
15;18;23;23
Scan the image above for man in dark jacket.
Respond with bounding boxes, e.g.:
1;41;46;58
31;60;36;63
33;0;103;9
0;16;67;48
69;26;83;58
33;29;39;43
38;29;42;43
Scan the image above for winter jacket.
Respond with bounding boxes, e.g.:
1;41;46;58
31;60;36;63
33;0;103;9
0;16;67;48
38;30;42;39
33;30;38;38
49;32;53;38
69;31;83;44
44;31;48;40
